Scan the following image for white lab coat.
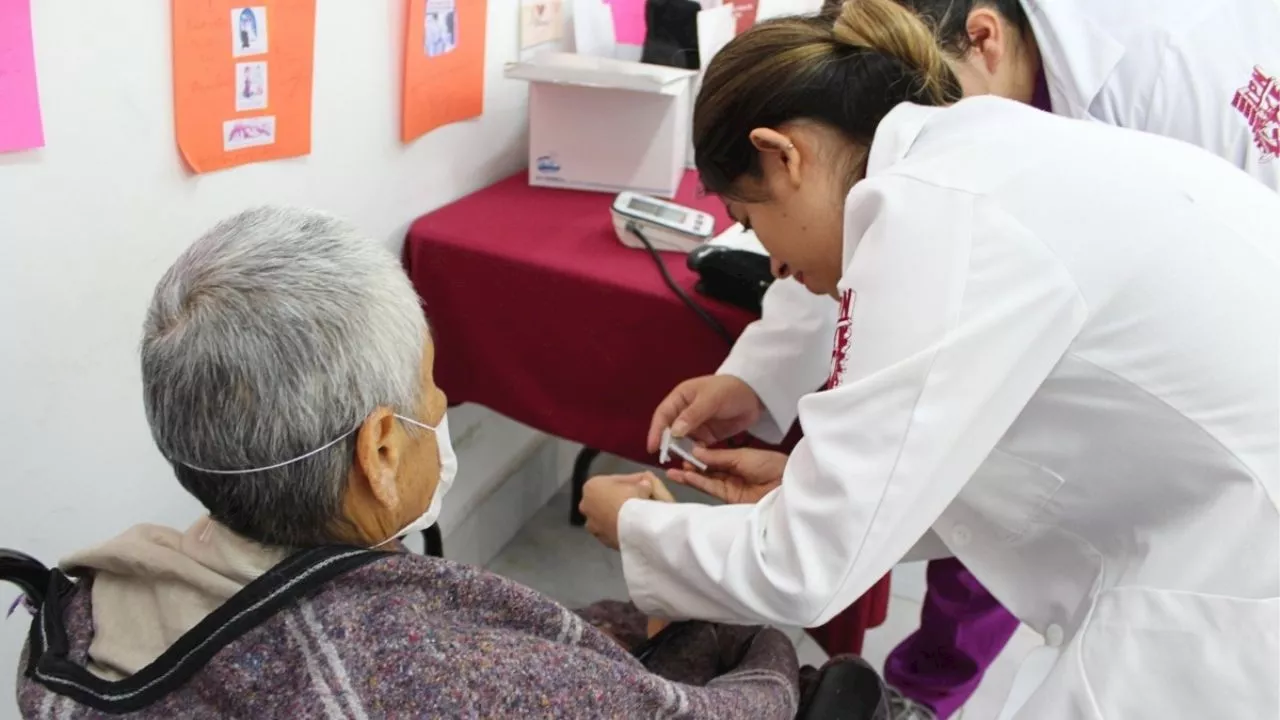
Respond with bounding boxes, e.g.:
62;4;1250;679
1028;0;1280;191
718;0;1280;434
619;98;1280;719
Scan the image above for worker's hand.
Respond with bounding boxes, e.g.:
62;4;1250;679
666;447;787;505
580;472;666;550
647;375;765;453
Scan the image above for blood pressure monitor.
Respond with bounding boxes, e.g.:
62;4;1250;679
611;191;716;254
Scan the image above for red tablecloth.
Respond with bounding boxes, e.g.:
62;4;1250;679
404;171;889;654
405;172;753;461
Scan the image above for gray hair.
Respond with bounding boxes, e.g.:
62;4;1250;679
142;207;428;547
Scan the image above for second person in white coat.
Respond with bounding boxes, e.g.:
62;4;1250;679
639;0;1280;716
579;0;1280;717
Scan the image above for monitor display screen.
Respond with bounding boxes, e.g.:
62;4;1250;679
629;197;687;224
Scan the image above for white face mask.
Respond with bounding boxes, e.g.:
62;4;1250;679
175;412;459;548
373;413;457;547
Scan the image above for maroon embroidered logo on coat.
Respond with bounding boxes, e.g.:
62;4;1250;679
826;289;856;389
1232;65;1280;160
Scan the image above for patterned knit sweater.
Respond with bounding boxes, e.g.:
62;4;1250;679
16;550;802;718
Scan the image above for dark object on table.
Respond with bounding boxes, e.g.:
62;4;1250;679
688;243;776;314
641;0;701;69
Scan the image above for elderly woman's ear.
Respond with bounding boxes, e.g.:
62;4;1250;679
355;408;408;506
340;407;435;547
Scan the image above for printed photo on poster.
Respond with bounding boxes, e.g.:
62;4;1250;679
236;62;268;111
425;0;457;57
223;115;277;151
232;6;269;57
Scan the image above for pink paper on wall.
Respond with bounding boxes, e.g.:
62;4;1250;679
728;0;756;34
0;0;45;153
606;0;646;45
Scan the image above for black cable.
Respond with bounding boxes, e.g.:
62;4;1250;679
627;222;736;347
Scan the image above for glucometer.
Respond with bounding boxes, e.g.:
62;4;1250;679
611;192;716;254
611;193;737;346
658;428;708;472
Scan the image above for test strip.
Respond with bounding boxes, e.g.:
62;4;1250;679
668;442;708;472
660;428;708;471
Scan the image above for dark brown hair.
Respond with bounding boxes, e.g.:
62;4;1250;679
694;0;964;196
822;0;1033;55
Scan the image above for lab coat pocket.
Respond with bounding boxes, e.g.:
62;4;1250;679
958;449;1064;543
1081;587;1280;719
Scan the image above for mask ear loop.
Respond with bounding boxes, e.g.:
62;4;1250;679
172;415;437;475
173;425;361;475
393;414;439;434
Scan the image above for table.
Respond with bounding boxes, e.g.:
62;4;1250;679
406;172;755;464
404;171;889;655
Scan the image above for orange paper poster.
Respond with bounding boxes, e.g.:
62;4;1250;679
402;0;487;143
172;0;316;173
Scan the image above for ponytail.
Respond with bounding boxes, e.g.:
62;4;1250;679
692;2;962;197
833;0;957;106
830;0;1035;57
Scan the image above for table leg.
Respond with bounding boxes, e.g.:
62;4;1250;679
423;524;444;558
569;447;602;526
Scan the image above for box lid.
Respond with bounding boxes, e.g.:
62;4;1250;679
505;52;697;94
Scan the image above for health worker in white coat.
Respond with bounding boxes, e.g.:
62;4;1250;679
631;0;1280;717
735;0;1280;440
577;2;1280;718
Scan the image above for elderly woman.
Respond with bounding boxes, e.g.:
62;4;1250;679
7;207;848;718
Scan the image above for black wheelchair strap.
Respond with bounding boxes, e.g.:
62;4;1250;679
17;545;385;715
0;549;52;607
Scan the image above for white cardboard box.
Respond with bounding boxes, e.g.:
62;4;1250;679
505;53;698;199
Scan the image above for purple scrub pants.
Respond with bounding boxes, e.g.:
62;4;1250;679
883;558;1020;719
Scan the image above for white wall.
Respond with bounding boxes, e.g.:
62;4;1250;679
0;1;556;713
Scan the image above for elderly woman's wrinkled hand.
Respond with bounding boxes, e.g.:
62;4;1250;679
580;472;670;550
646;473;677;503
